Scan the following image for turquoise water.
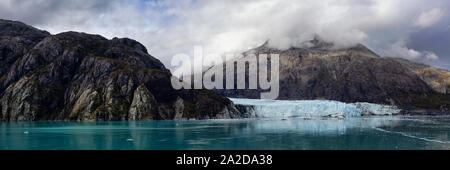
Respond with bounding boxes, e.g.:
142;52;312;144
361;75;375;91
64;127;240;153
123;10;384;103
1;116;450;150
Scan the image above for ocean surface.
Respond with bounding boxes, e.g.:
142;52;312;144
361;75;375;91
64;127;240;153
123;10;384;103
1;116;450;150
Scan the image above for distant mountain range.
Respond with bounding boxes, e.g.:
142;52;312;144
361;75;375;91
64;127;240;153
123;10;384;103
0;19;247;121
206;37;450;113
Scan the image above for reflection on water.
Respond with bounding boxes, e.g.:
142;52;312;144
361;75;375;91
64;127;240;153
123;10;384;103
0;116;449;150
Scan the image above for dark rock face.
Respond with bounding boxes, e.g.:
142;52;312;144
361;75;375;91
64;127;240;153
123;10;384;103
211;38;450;110
0;19;246;121
0;19;50;86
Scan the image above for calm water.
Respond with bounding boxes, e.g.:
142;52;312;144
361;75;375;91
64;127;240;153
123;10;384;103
1;116;449;150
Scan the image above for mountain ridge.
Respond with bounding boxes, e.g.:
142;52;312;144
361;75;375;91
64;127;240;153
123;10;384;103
0;19;247;121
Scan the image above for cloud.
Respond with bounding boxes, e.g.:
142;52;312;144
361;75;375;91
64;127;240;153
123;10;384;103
385;40;423;60
424;52;439;60
415;8;445;28
0;0;449;71
381;39;441;62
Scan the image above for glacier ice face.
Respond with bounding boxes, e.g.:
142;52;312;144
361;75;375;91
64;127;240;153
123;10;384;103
354;102;402;116
230;98;401;118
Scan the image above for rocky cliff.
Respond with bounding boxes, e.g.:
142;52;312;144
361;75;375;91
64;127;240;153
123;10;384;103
0;19;246;121
209;38;450;111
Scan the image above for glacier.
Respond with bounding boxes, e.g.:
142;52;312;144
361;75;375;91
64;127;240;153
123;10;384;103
230;98;401;118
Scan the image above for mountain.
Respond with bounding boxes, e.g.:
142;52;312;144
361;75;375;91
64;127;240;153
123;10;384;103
207;37;450;112
0;19;247;121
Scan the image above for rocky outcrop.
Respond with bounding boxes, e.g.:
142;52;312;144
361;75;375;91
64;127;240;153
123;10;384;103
389;58;450;94
0;19;247;121
128;84;158;120
208;37;450;111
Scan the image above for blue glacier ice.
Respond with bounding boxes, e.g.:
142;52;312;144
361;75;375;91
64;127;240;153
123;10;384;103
230;98;401;118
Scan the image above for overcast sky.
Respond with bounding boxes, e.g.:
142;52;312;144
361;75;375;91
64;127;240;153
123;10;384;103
1;0;449;70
